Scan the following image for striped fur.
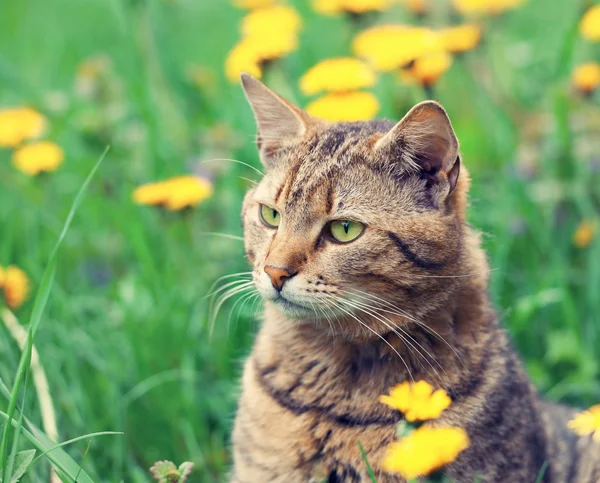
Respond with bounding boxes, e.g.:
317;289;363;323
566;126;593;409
230;75;599;482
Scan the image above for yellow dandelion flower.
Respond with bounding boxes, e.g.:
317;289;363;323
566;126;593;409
300;58;376;95
568;404;600;441
439;24;482;53
242;6;302;37
305;91;379;122
379;380;452;421
572;63;600;94
401;0;428;15
0;107;46;148
0;267;5;289
12;141;64;176
383;426;470;479
573;220;595;248
133;176;213;211
405;52;453;88
2;266;30;310
232;0;277;9
453;0;525;16
225;40;263;83
580;5;600;42
245;32;299;61
353;25;440;72
312;0;393;15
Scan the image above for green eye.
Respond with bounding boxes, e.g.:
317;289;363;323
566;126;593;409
259;204;280;227
330;220;365;243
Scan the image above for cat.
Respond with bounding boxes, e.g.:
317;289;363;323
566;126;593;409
229;73;599;482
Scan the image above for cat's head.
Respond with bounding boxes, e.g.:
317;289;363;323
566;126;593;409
240;74;472;339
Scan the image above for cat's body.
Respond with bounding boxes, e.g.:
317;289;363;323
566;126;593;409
230;74;599;482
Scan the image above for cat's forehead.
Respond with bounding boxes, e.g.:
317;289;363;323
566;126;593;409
254;119;428;224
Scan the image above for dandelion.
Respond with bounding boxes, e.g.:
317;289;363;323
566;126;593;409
242;6;302;38
379;380;451;422
0;107;46;148
312;0;393;15
305;91;379;121
383;426;470;479
225;41;264;82
232;0;277;9
300;58;376;95
353;25;440;72
133;176;213;211
568;404;600;441
226;6;302;83
580;5;600;41
1;266;30;310
573;220;595;248
453;0;525;16
572;63;600;95
403;52;453;88
439;24;482;54
12;141;64;176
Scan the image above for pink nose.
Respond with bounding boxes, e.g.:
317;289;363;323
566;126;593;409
264;266;294;291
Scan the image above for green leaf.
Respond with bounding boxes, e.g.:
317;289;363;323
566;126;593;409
177;462;194;483
9;450;35;483
357;441;376;483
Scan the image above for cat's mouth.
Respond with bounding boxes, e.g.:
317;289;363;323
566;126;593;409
271;293;316;319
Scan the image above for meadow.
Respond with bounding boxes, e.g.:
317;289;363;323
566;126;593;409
0;0;600;481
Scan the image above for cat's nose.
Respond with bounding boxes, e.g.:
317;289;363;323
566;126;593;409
264;266;295;291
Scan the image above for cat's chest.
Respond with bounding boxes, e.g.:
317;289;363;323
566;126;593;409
241;353;403;481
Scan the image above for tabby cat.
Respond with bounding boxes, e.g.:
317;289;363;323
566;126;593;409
230;73;599;482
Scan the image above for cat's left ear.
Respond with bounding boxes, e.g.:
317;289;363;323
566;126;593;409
241;73;311;168
375;101;460;196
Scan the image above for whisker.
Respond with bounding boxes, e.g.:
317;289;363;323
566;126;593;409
321;294;414;383
196;232;245;242
198;157;265;177
209;283;255;335
205;276;253;300
342;297;450;391
344;287;468;371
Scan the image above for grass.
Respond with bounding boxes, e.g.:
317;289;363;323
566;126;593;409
0;0;599;481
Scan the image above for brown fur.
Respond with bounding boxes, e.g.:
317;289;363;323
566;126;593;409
230;74;600;482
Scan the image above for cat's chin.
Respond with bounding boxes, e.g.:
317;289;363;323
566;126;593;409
266;296;320;321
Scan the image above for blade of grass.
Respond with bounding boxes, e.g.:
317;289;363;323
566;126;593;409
0;147;109;482
29;432;124;468
357;441;376;483
0;410;96;483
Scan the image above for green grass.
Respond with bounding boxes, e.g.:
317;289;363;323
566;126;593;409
0;0;599;481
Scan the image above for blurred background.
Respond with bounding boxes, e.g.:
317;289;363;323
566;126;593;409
0;0;599;481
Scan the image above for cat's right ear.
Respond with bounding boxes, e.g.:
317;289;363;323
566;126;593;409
241;73;310;168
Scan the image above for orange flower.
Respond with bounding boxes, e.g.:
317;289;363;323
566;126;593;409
572;63;600;94
305;91;380;121
580;5;600;41
353;25;440;72
0;107;46;148
573;220;595;248
300;58;376;95
383;426;470;479
133;176;213;211
380;380;452;421
12;141;64;176
1;266;30;310
439;24;482;53
568;404;600;441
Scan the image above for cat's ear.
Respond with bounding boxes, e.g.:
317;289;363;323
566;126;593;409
241;73;310;168
375;101;460;195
